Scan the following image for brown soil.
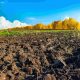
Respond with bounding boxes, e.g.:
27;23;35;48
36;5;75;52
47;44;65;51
0;32;80;80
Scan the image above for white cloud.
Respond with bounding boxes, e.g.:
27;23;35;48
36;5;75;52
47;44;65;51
0;16;31;29
64;16;70;20
27;17;36;20
13;20;29;27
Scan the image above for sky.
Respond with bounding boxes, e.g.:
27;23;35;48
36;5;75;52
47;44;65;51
0;0;80;25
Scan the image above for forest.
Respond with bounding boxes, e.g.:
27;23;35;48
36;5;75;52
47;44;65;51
8;18;80;31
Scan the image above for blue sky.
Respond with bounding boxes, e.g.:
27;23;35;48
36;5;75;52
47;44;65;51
0;0;80;25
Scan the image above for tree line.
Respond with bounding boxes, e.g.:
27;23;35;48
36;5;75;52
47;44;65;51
8;18;80;30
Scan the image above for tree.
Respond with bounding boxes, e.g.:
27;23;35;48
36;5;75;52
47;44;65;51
67;18;78;30
33;24;46;29
47;24;53;29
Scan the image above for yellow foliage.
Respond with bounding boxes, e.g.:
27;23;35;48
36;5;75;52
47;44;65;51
8;18;80;30
77;23;80;30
